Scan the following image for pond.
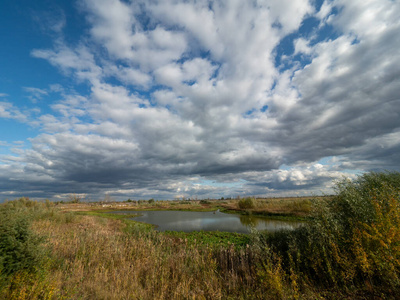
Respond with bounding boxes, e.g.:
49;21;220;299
111;210;303;233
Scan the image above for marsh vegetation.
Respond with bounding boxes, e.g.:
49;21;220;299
1;171;399;299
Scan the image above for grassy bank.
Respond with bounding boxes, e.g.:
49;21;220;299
1;171;400;299
56;195;320;220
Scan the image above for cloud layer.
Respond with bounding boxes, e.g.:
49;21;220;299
1;0;399;201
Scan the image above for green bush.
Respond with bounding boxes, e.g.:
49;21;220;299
261;171;400;293
238;197;257;209
0;199;46;278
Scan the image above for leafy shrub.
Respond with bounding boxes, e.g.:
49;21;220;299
0;199;46;277
262;171;400;293
238;197;257;209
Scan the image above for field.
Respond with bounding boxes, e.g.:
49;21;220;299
1;172;400;299
56;195;322;218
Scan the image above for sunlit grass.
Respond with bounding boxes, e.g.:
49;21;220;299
31;214;259;299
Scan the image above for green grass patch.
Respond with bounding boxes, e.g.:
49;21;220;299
165;230;251;249
76;210;154;233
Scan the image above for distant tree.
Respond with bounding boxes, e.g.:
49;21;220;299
68;194;81;203
101;193;113;204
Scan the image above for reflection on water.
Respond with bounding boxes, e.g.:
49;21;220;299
239;215;261;227
110;210;303;233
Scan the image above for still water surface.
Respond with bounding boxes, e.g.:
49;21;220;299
112;210;303;233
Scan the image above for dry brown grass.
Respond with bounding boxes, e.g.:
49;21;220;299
252;198;314;216
32;213;271;299
57;196;325;218
56;200;205;212
219;197;326;217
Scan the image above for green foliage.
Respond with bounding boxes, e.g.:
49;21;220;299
238;197;257;209
199;199;211;204
165;230;251;249
0;198;47;279
261;171;400;294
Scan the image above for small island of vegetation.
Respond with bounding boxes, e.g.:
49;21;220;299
1;171;399;299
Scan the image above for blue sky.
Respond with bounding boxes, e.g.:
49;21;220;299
0;0;399;201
